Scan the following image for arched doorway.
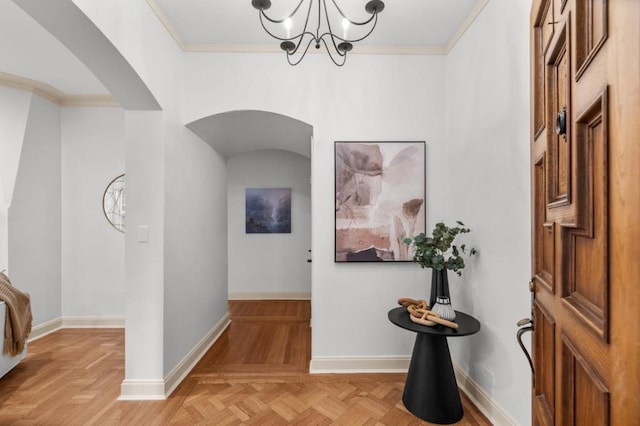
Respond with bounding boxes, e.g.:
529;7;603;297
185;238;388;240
186;110;313;299
186;110;313;374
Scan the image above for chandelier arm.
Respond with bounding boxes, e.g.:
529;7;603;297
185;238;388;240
303;0;315;42
258;12;293;41
318;13;379;44
319;38;347;66
258;12;311;43
318;37;344;58
286;37;317;66
347;12;379;42
259;0;306;24
348;15;376;26
321;1;378;44
321;0;343;53
316;0;322;40
259;1;317;43
330;0;377;26
289;32;320;55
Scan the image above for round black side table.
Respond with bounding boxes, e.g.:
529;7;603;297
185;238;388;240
388;307;481;424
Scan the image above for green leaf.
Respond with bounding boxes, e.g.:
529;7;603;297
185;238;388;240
404;220;477;276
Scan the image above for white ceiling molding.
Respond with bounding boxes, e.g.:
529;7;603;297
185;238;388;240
59;94;120;108
145;0;188;50
183;43;447;56
146;0;488;56
0;72;118;107
444;0;489;54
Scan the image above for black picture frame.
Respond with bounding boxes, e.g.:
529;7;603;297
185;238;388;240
335;141;426;262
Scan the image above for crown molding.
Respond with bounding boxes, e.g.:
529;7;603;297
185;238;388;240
146;0;187;50
0;71;63;104
444;0;490;54
0;72;118;107
185;43;447;55
61;94;119;107
146;0;488;56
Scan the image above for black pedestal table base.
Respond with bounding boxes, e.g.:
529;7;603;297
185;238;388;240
402;333;462;424
388;307;481;424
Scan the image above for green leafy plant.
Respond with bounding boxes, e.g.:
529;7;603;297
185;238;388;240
403;221;477;276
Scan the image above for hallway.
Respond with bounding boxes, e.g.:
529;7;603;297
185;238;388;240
192;300;311;377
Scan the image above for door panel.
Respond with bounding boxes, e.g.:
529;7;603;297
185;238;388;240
575;0;607;79
561;335;610;425
547;20;571;207
534;157;555;290
533;304;555;425
563;90;609;339
529;0;640;424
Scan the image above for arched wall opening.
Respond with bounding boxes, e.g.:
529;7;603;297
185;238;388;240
187;110;313;301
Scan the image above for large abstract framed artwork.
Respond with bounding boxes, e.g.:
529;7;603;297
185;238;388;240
246;188;292;234
335;141;426;262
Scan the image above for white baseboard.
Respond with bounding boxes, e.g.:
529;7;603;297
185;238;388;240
118;380;165;400
163;313;231;398
453;363;518;426
309;356;410;373
228;292;311;300
62;316;125;328
28;317;63;342
310;356;516;424
28;316;124;342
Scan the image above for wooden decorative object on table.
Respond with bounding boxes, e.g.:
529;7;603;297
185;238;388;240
397;298;458;330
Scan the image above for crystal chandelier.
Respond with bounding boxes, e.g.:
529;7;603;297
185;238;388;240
251;0;385;66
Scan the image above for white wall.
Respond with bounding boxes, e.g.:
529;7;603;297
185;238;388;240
227;149;311;297
0;87;31;273
8;94;62;326
123;110;166;385
163;120;228;375
184;53;449;361
444;0;531;424
2;89;127;325
61;107;125;317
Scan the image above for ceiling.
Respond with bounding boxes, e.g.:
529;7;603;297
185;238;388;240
0;0;107;96
150;0;486;53
0;0;487;99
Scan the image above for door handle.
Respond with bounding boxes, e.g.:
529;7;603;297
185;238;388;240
516;318;534;375
517;279;535;384
556;107;567;140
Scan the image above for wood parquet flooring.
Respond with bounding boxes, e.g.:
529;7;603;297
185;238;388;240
0;300;490;425
191;300;311;377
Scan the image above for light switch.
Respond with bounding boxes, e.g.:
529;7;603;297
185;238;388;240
137;226;149;243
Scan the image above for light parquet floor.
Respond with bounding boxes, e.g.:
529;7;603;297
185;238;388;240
0;300;490;425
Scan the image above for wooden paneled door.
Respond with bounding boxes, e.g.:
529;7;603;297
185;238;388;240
528;0;639;424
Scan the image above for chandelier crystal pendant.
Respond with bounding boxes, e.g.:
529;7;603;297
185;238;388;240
251;0;385;66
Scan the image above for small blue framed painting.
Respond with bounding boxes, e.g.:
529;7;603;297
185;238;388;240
245;188;292;234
